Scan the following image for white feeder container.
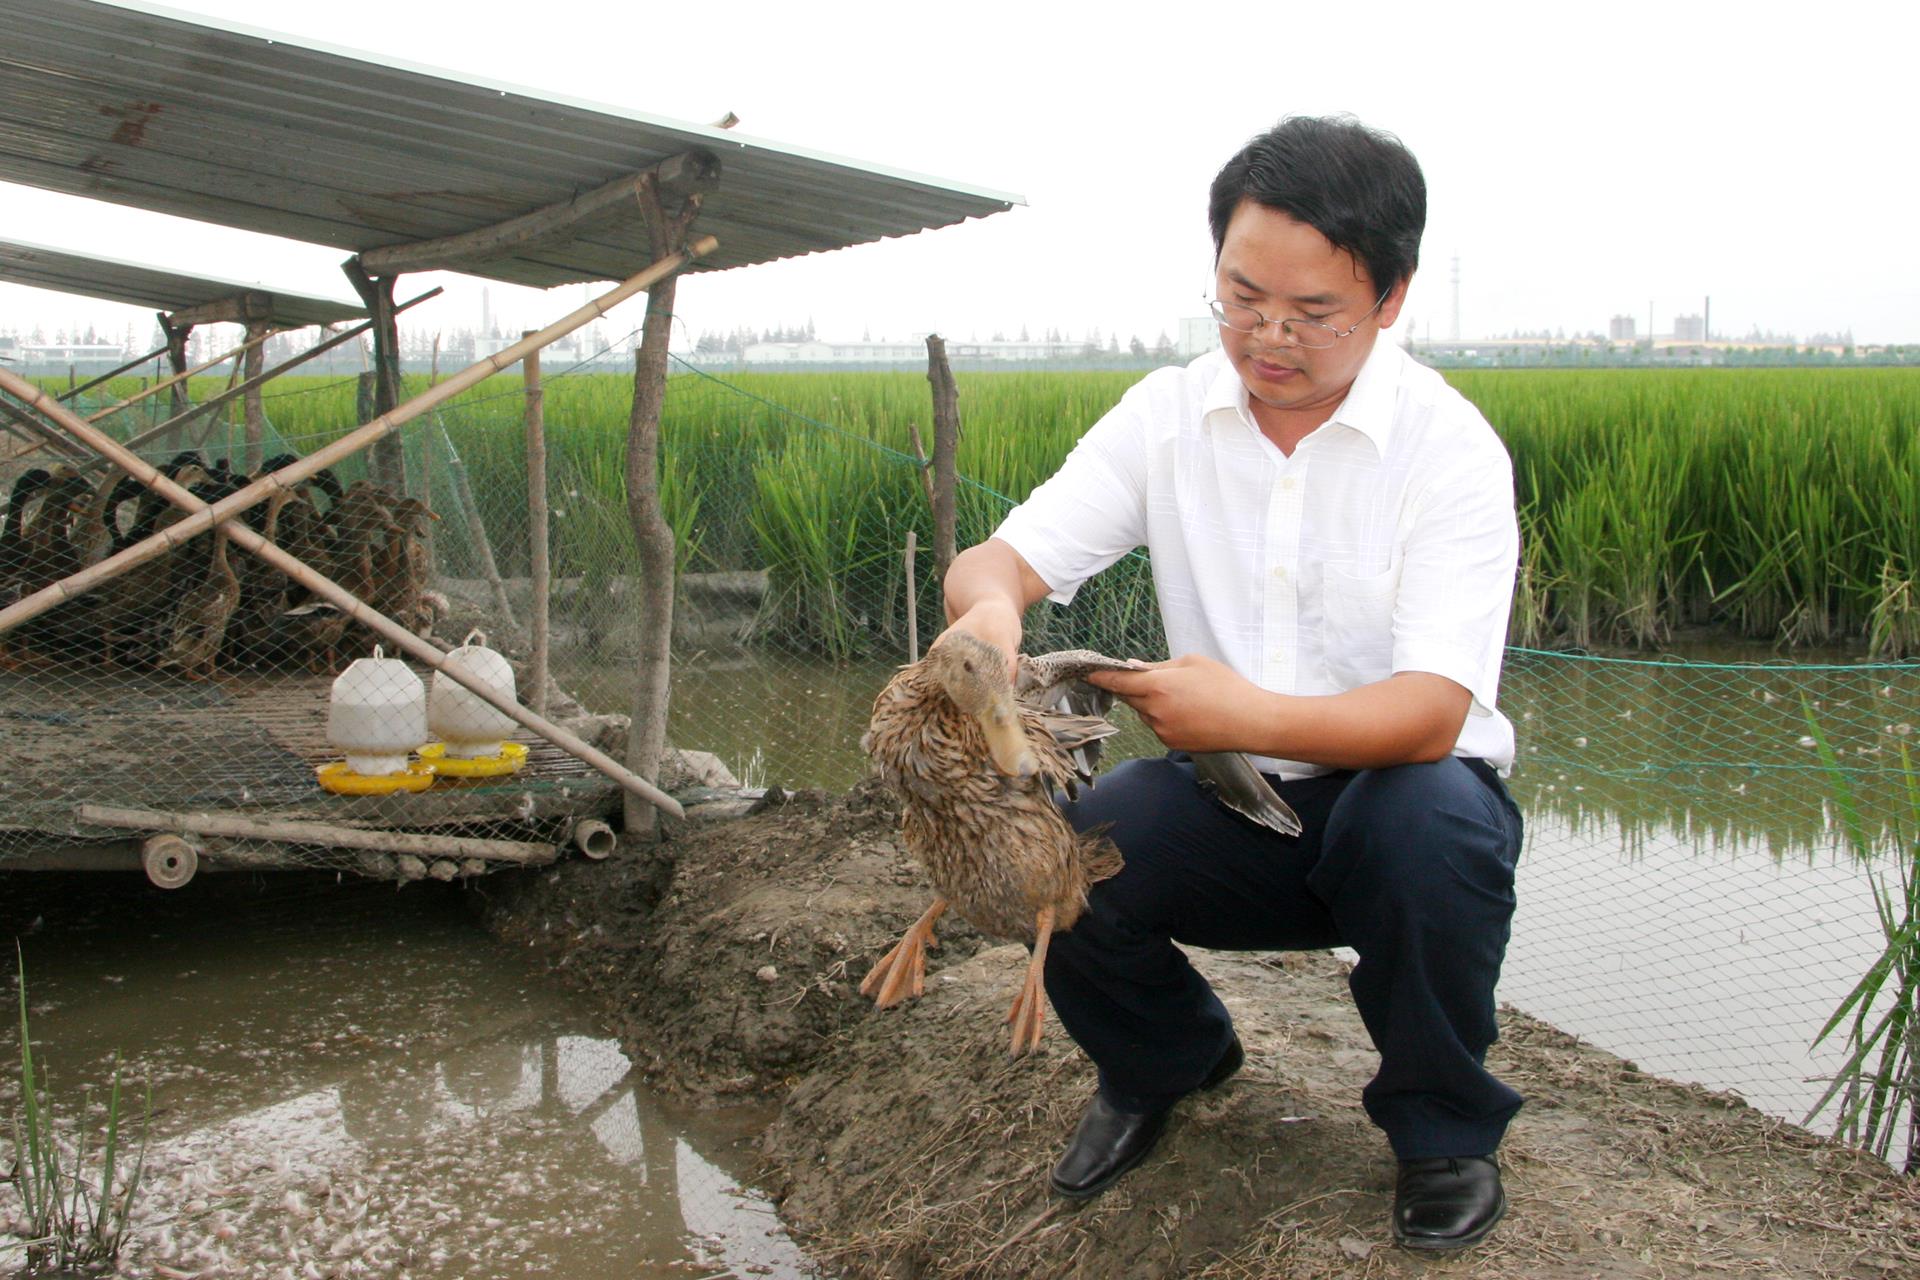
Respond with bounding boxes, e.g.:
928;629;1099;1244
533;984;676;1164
328;645;428;776
429;630;519;759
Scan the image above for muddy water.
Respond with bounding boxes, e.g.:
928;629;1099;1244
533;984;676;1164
0;877;819;1278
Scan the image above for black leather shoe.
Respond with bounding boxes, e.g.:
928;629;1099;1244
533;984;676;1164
1049;1036;1243;1200
1392;1155;1505;1251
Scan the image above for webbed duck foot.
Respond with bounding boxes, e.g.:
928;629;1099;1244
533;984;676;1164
860;896;948;1009
1006;905;1057;1055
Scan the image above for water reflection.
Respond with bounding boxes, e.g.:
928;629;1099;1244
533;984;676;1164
1501;810;1889;1126
0;878;819;1279
572;645;1918;861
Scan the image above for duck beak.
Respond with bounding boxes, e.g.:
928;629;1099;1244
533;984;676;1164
975;693;1038;779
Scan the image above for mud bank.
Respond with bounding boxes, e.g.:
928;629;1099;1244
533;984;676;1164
479;783;1920;1279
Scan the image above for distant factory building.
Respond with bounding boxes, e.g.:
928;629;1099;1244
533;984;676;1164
1673;314;1706;341
1609;315;1637;341
1177;316;1221;360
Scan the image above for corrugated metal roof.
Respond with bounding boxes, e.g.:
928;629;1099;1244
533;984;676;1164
0;237;367;327
0;0;1023;289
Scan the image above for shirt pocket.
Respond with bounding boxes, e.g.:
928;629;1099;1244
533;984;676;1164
1320;559;1401;688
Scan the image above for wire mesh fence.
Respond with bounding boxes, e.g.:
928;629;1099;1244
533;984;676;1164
1;350;1915;1165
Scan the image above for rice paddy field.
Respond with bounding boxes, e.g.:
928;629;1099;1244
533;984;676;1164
45;362;1920;660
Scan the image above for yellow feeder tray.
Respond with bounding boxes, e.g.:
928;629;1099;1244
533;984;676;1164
419;741;529;779
316;760;437;795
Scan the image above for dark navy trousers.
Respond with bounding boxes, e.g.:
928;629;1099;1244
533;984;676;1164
1047;753;1525;1160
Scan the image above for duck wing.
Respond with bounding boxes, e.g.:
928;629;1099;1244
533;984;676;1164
1017;649;1144;782
1020;647;1304;837
1190;750;1303;838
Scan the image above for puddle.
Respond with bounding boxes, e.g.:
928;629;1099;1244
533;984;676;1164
0;875;822;1278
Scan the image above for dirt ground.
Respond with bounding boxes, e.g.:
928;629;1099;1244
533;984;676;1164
479;781;1920;1280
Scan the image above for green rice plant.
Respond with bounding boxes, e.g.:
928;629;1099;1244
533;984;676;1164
748;437;905;661
1802;723;1919;1173
9;950;150;1271
1868;559;1920;662
1509;497;1559;648
199;364;1920;657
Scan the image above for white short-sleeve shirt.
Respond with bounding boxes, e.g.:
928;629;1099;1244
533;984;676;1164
993;338;1518;777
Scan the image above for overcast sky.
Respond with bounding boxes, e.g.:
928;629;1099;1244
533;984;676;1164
3;0;1915;350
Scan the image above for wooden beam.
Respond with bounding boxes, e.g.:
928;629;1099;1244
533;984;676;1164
166;289;275;329
357;150;720;278
77;803;559;864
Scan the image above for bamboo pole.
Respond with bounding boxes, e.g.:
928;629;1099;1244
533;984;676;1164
77;803;559;864
105;326;265;421
905;529;920;663
0;398;89;461
3;332;264;466
84;327;272;425
57;341;173;403
63;300;434;480
523;332;551;716
0;241;713;815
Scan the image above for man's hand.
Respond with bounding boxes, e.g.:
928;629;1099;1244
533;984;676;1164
937;599;1022;679
1086;653;1275;752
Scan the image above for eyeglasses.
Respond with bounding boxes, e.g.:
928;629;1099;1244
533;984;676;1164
1207;289;1390;349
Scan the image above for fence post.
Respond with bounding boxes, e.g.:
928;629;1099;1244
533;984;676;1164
242;319;268;475
924;335;961;587
524;332;550;716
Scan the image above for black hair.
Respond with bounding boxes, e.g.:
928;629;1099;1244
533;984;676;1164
1208;115;1426;298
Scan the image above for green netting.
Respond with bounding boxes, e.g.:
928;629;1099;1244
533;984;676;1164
2;353;1915;1164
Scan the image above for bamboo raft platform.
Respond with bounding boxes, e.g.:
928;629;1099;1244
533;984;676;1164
0;662;620;876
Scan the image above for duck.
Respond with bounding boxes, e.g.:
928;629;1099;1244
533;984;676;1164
0;468;57;665
859;630;1127;1054
371;496;438;637
10;466;101;657
0;467;56;603
156;521;240;680
93;463;212;665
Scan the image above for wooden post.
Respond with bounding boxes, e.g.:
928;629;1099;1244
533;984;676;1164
524;332;551;716
159;312;191;419
622;164;715;839
356;371;376;438
344;261;406;492
905;529;920;663
242;319;269;474
924;335;962;585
